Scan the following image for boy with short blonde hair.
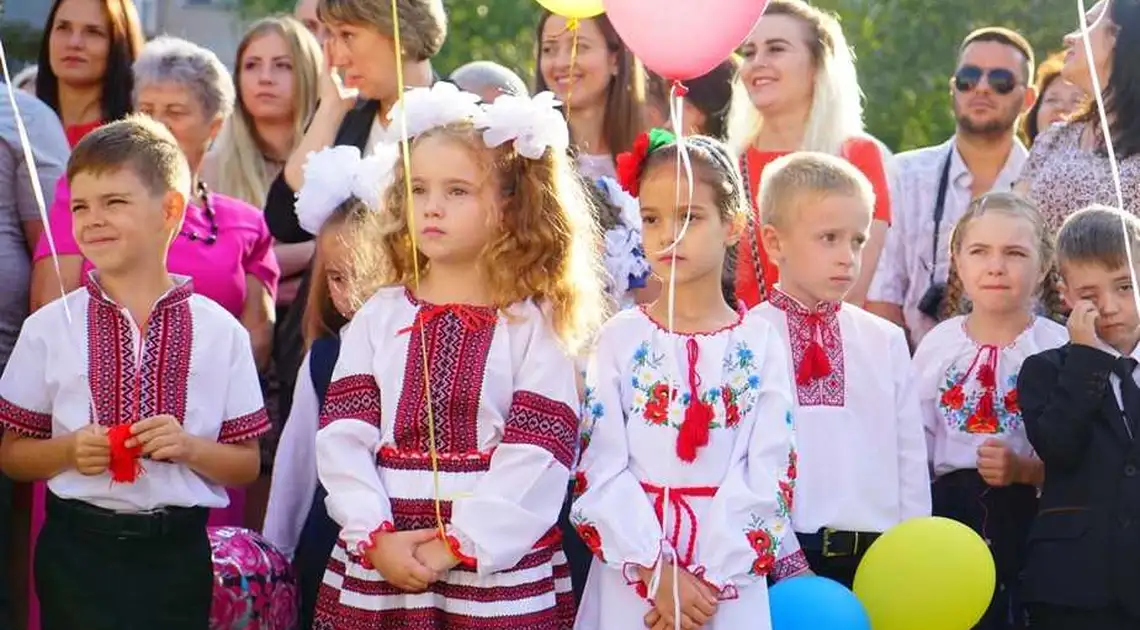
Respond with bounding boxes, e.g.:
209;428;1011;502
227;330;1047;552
0;116;269;629
750;152;930;587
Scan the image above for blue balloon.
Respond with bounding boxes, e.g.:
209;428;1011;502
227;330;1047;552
769;576;871;630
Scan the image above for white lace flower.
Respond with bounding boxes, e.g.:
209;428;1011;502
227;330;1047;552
477;91;569;160
294;142;399;235
379;83;482;143
595;177;650;307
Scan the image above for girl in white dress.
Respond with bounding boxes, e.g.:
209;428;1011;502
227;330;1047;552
572;131;795;630
913;192;1067;630
311;85;605;630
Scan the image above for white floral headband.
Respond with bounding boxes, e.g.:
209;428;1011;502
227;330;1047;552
478;91;569;160
293;143;399;235
379;84;569;160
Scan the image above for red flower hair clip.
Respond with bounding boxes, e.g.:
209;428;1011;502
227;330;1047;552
615;128;677;197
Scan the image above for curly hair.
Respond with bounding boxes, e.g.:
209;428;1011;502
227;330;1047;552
378;123;605;354
637;135;749;309
939;192;1064;323
303;200;392;347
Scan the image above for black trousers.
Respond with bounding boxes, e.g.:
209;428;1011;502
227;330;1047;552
36;493;213;630
0;473;12;630
933;470;1038;630
1026;604;1139;630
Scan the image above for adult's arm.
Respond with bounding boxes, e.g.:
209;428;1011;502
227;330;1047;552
243;275;275;371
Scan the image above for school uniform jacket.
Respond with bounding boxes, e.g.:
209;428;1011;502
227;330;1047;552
1019;343;1140;618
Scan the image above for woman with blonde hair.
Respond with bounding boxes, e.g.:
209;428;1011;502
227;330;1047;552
727;0;892;308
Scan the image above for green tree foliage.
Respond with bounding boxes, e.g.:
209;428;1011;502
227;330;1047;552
235;0;1080;152
234;0;295;21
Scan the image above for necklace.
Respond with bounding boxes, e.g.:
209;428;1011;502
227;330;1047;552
181;182;219;245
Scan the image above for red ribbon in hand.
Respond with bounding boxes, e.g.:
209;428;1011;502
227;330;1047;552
107;423;143;484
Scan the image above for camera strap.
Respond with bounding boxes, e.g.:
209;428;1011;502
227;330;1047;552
929;147;955;286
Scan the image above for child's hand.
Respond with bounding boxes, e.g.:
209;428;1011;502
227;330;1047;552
977;438;1017;487
367;528;439;592
129;414;194;463
651;564;718;630
1067;299;1101;347
70;425;110;475
413;537;462;574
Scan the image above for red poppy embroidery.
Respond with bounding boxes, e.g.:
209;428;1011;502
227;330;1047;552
786;450;798;482
779;480;794;512
941;384;965;410
1004;388;1019;414
746;529;771;552
644;383;674;425
751;551;775;575
573;471;588;496
576;523;604;561
965;412;999;434
722;388;741;428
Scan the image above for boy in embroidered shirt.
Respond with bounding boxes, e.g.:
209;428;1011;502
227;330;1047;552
0;117;269;630
749;152;931;587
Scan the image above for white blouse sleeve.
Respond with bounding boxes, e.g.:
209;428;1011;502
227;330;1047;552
694;324;796;594
263;351;319;559
0;317;53;439
217;324;271;444
570;336;663;582
447;314;580;575
892;330;933;519
316;317;394;558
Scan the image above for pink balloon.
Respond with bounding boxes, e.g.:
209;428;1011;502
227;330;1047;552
603;0;767;81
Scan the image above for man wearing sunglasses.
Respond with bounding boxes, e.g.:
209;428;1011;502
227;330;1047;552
867;27;1037;347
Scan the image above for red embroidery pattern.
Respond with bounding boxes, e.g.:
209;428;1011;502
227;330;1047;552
574;522;604;561
394;304;495;453
771;548;811;581
768;289;845;407
320;374;382;429
377;445;491;473
0;397;51;438
746;527;777;576
85;279;194;426
503;390;578;469
218;408;270;443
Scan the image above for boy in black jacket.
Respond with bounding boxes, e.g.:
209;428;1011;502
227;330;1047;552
1019;205;1140;630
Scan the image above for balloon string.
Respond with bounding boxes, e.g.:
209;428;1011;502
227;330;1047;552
390;0;445;539
563;18;581;126
1076;0;1136;315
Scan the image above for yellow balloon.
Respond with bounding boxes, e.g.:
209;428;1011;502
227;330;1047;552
853;517;996;630
535;0;605;19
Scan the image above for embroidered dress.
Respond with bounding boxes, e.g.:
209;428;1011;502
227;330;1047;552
0;274;269;511
914;315;1068;478
752;289;930;537
571;307;795;630
312;287;578;630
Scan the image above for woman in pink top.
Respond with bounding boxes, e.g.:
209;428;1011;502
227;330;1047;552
30;34;278;542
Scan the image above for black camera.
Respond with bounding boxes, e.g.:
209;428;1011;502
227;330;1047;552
918;282;947;319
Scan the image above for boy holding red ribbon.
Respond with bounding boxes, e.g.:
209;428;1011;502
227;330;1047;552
0;117;268;630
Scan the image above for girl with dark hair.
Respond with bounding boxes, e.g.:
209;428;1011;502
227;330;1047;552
35;0;145;147
1017;0;1140;228
535;11;647;179
645;57;741;140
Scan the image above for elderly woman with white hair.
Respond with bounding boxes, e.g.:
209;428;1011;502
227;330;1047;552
28;36;280;529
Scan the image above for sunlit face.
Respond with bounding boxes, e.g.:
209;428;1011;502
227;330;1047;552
136;82;222;172
639;164;737;295
1036;77;1084;133
410;134;501;266
1062;0;1117;93
1062;260;1140;353
738;15;816;117
294;0;327;43
953;212;1042;316
539;16;617;110
319;228;357;319
70;167;183;275
761;194;871;305
49;0;111;88
326;21;398;100
951;41;1034;137
239;31;296;123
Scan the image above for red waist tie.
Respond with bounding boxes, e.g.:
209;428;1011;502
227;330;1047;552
640;482;718;567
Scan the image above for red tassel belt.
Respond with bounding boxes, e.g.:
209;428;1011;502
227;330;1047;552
640;482;718;567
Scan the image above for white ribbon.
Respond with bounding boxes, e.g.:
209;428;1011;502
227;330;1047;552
477;91;570;160
294;143;399;235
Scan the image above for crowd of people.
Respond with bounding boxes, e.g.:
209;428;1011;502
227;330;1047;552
1;0;1139;628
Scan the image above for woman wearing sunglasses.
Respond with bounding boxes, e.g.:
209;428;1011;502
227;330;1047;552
1015;0;1140;230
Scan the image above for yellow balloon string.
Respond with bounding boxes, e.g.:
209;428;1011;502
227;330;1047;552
390;0;446;539
562;18;581;125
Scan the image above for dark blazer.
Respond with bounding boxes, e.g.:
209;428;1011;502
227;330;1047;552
1019;343;1140;618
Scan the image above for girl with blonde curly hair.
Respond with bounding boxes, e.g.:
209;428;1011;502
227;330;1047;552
311;85;603;629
